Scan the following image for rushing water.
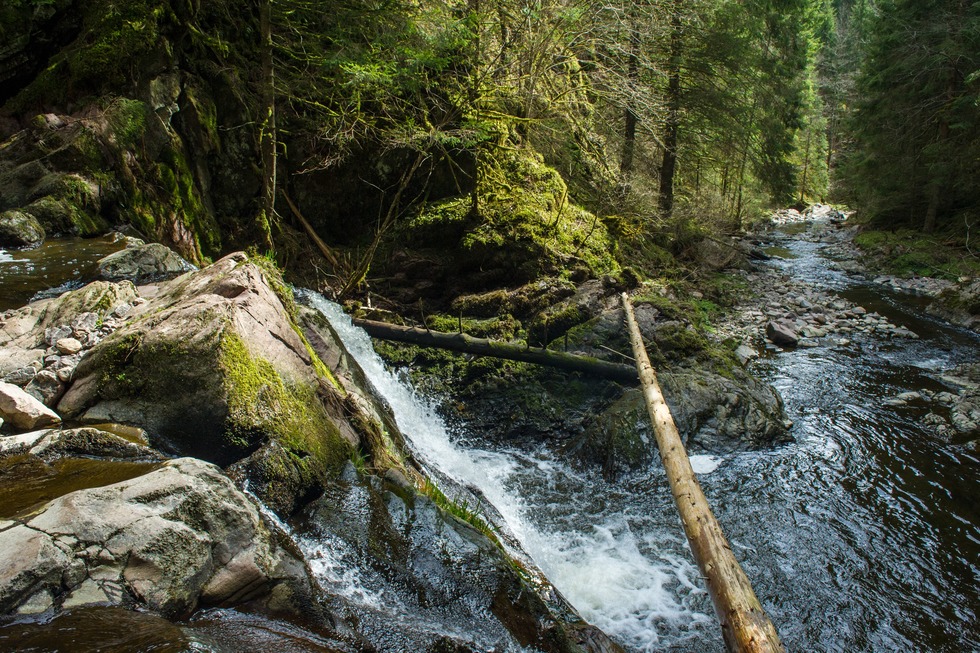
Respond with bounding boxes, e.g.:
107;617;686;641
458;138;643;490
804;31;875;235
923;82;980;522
308;218;980;652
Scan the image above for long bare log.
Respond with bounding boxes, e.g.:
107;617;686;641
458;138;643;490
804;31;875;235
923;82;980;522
621;293;784;653
353;318;639;384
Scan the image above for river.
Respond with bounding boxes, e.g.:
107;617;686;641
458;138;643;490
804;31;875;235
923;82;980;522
311;218;979;652
2;223;975;651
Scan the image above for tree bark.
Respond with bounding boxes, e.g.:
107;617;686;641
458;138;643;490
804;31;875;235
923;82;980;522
258;0;276;250
621;293;785;653
354;318;639;384
620;14;641;180
658;5;682;219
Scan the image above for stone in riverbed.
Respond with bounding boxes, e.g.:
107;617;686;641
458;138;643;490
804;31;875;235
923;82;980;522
3;366;36;387
0;210;45;248
766;320;799;347
0;381;60;430
735;344;759;365
24;370;64;408
97;243;195;284
55;338;83;355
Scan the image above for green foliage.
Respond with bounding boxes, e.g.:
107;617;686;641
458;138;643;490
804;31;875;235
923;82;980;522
853;228;980;280
838;0;980;231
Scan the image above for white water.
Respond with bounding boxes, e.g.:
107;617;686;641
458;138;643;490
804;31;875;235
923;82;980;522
305;291;713;651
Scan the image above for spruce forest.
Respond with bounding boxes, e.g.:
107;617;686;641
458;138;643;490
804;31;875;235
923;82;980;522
3;0;978;279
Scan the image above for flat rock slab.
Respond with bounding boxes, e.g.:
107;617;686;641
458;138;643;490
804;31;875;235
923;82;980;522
0;457;309;617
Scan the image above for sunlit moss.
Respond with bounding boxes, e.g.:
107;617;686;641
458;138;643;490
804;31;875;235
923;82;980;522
219;331;350;474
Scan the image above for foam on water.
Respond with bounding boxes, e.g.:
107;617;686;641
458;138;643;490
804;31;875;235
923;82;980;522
305;291;710;651
688;454;722;474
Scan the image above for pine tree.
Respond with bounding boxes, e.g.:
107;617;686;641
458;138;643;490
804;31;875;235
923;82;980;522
841;0;980;231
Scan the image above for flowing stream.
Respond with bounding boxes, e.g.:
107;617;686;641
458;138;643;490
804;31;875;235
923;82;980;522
308;219;980;652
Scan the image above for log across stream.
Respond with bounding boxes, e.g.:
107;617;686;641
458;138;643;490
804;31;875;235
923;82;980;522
306;216;980;653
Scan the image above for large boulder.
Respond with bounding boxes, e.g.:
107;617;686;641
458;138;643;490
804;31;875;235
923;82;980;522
97;243;195;284
570;367;790;474
0;209;45;248
0;381;60;430
55;253;356;515
0;457;317;618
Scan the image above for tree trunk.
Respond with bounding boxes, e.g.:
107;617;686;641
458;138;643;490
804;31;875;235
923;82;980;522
620;15;641;180
658;6;682;219
798;129;811;207
354;318;639;384
621;293;785;653
258;0;276;250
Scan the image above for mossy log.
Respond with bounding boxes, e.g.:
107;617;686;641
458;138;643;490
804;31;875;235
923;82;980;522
621;293;785;653
353;318;639;384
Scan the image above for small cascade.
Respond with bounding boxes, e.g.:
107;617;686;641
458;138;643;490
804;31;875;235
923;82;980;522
302;290;714;652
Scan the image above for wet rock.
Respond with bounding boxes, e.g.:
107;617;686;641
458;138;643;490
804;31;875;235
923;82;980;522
97;243;196;285
0;381;61;430
0;210;45;248
766;321;799;347
0;458;318;619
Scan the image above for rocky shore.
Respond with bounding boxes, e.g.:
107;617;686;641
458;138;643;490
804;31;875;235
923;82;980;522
716;206;980;448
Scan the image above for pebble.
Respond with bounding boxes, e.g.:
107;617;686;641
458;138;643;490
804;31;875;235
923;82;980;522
55;338;83;355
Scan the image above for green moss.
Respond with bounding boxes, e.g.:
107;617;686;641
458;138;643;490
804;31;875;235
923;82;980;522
105;99;149;150
854;228;980;280
529;303;585;346
219;331;350;476
420;477;499;543
7;1;175;111
407;149;618;284
424;313;521;340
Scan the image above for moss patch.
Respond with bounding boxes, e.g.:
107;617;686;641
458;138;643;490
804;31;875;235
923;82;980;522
219;331;350;476
400;149;618;287
854;229;980;280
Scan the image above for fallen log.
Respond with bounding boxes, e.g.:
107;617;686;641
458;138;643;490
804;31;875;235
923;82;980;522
621;293;785;653
353;318;639;384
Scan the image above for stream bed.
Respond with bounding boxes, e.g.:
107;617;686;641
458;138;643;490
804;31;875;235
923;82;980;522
314;219;979;652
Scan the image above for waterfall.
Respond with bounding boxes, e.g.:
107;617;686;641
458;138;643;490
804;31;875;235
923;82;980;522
302;291;715;652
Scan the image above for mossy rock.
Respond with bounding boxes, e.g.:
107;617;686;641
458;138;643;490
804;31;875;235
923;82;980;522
56;255;355;515
0;209;45;248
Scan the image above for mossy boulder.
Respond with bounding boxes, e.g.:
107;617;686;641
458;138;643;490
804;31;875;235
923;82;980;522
0;209;45;248
53;253;354;515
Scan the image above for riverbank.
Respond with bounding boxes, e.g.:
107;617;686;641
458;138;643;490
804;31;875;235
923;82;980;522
715;207;979;449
